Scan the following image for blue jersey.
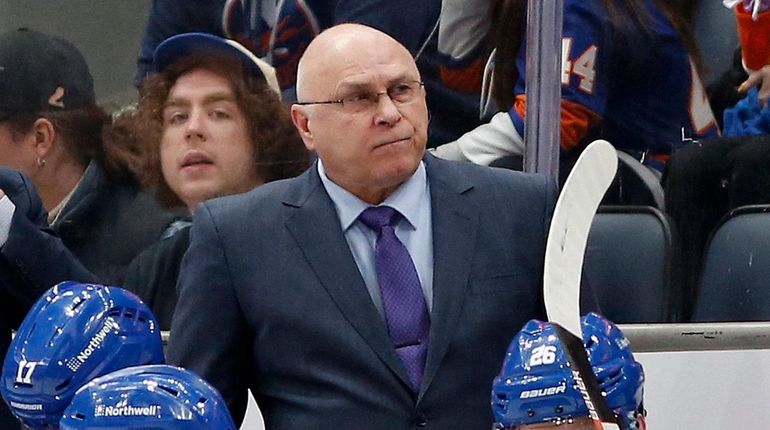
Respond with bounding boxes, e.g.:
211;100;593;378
134;0;469;145
510;0;719;157
135;0;333;93
135;0;439;95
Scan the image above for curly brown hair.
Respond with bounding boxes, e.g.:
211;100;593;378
120;53;309;208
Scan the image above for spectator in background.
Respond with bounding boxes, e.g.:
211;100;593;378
119;32;308;329
661;0;770;320
0;29;174;429
0;28;175;285
133;0;331;94
708;0;770;120
0;29;171;429
433;0;717;182
133;0;481;146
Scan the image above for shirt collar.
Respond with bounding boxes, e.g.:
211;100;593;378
48;167;87;225
318;159;428;232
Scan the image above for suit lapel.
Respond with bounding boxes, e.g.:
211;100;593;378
419;156;479;399
283;167;413;388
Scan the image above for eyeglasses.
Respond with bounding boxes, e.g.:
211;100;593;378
295;81;424;114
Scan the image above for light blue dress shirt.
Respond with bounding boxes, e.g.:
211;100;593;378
318;160;434;317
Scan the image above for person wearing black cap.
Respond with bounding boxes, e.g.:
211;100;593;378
0;28;176;283
0;29;177;427
119;32;308;329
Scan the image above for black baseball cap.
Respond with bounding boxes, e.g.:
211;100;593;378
0;28;96;121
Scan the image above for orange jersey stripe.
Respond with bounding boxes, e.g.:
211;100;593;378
514;95;602;151
439;57;486;93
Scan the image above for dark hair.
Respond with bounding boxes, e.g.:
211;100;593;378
490;0;703;111
4;105;136;181
124;53;309;208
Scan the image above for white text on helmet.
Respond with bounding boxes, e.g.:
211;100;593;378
72;317;119;367
572;369;599;420
519;384;567;399
95;404;162;417
9;401;43;411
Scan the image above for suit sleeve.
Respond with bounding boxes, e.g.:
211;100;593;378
166;202;251;424
429;111;525;164
0;168;98;325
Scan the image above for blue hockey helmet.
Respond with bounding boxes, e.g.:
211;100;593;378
1;281;164;429
491;312;644;428
59;365;237;429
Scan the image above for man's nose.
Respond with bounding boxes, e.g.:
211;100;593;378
374;93;401;126
185;109;206;140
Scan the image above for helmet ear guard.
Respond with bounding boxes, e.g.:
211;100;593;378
59;364;237;430
1;282;164;429
491;312;645;428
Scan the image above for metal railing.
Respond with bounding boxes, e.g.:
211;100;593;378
619;322;770;352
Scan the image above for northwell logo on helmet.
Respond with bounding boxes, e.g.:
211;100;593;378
65;317;120;372
94;404;162;418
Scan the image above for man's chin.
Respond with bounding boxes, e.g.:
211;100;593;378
178;184;221;210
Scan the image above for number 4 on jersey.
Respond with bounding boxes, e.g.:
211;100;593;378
562;37;597;94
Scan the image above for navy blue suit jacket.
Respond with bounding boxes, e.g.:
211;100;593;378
167;155;557;429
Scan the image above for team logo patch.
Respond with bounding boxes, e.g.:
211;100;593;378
47;86;65;108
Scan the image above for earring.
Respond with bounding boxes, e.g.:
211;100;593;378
36;157;46;167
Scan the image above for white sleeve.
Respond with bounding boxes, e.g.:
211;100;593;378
0;194;17;248
430;111;525;165
438;0;490;62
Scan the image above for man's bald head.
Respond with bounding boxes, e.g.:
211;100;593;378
295;24;418;101
288;22;428;205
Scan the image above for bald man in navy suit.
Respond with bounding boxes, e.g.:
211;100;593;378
168;24;562;429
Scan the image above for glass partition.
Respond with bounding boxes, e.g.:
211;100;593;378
1;1;765;324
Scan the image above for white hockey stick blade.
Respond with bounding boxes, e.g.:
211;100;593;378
544;139;617;338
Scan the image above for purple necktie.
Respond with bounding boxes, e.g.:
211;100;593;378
359;206;430;391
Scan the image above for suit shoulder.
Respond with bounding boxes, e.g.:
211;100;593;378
199;173;308;221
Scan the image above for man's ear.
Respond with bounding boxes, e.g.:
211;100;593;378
290;105;315;151
31;117;56;159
